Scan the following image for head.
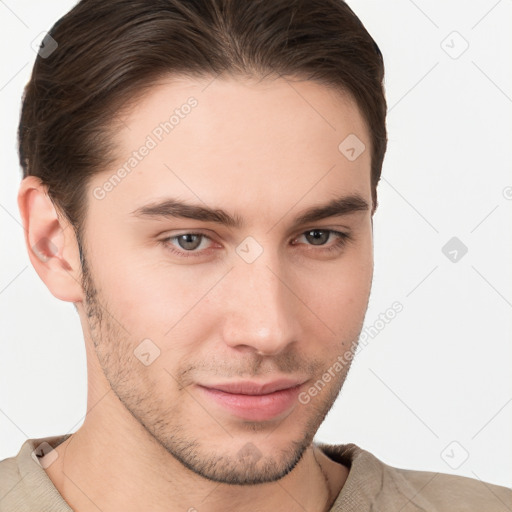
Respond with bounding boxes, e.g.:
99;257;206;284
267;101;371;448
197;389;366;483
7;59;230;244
17;0;386;485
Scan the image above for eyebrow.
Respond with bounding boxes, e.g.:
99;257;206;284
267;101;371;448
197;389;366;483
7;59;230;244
130;194;369;229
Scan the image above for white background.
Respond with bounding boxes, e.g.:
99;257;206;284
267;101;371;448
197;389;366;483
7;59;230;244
1;0;511;489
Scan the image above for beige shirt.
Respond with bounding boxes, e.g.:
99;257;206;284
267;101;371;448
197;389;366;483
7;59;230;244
1;434;510;511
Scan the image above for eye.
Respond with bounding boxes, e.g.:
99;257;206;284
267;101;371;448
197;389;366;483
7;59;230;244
296;229;341;246
292;229;351;253
161;232;214;258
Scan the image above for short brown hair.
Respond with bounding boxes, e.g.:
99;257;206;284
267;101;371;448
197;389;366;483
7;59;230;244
18;0;386;239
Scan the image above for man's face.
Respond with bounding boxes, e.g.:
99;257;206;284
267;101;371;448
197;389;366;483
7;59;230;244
79;75;374;484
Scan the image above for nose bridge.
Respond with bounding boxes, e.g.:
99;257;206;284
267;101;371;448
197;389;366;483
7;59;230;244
221;245;298;355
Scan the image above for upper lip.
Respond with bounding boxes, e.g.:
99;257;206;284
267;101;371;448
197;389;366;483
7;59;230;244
199;379;307;395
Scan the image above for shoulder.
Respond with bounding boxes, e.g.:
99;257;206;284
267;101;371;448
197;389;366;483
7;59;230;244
318;442;512;512
0;435;72;512
391;464;512;511
0;449;23;509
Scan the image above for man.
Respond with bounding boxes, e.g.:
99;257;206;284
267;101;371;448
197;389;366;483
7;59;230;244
1;0;510;510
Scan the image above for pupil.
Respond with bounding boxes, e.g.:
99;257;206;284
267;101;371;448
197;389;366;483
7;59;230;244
179;234;201;250
307;230;328;245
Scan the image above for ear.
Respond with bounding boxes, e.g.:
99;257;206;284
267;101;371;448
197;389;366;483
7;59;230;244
17;176;84;303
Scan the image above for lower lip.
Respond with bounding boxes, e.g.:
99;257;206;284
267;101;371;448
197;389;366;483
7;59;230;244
197;384;302;421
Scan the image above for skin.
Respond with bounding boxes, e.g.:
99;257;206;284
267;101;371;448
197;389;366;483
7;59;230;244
18;75;374;512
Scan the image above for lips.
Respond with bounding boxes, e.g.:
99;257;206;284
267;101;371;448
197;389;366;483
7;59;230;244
196;378;307;421
201;379;306;395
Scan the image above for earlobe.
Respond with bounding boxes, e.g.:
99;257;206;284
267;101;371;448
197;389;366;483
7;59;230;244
17;176;84;303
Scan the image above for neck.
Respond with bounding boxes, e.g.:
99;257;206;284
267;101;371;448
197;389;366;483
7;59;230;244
45;417;347;512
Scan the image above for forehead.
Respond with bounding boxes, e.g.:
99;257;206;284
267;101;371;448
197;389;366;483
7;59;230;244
90;75;372;224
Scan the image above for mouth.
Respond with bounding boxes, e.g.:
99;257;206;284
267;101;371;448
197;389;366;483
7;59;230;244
196;379;307;422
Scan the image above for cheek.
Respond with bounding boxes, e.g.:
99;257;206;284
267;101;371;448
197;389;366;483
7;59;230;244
95;255;223;347
299;248;373;339
310;275;371;329
87;247;172;338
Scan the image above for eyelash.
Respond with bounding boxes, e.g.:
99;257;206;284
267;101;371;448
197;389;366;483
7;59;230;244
159;229;351;259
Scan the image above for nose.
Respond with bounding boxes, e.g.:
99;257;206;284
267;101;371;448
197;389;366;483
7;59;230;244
220;252;300;356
